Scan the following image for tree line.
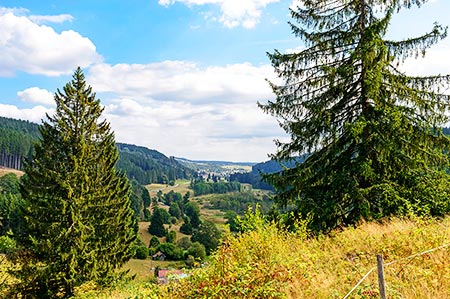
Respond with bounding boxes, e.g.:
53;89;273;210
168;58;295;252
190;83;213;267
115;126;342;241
0;117;39;170
229;156;307;191
190;178;241;196
117;143;194;185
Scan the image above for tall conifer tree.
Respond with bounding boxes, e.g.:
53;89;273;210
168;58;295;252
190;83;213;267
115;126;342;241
15;68;136;298
260;0;450;232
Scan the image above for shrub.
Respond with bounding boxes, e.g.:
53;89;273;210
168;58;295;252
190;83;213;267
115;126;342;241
158;243;184;260
0;235;16;254
167;217;302;298
133;246;149;260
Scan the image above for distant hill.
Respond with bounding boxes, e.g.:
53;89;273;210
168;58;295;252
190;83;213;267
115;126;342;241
117;143;194;184
230;156;308;190
230;127;450;190
0;116;194;184
175;157;255;173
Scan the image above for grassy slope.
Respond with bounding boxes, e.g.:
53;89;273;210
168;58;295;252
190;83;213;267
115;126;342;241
4;216;450;298
0;167;24;177
145;180;191;198
73;216;450;299
8;176;448;298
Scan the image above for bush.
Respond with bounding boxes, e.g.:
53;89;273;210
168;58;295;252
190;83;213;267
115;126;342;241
166;230;176;243
0;235;16;254
158;243;184;260
166;213;301;298
133;245;149;260
176;237;192;250
180;219;193;235
187;242;206;261
191;220;222;255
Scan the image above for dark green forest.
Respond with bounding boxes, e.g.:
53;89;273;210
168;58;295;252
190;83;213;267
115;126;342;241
0;116;194;185
190;179;241;196
0;117;40;169
260;0;450;232
116;143;195;185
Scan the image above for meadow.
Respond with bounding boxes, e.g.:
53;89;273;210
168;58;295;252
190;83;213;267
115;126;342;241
2;173;450;298
50;216;450;299
145;180;191;198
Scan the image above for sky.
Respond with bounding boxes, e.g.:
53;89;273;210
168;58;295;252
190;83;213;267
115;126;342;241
0;0;450;162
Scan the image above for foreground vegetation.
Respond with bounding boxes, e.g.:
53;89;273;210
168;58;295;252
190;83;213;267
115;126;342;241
4;215;444;298
4;167;449;298
163;216;450;299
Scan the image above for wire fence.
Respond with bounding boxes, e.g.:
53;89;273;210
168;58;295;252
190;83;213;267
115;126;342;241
342;242;450;299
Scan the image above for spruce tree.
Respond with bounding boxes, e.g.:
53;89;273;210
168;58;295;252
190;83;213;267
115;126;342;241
14;68;136;298
148;207;167;237
260;0;450;232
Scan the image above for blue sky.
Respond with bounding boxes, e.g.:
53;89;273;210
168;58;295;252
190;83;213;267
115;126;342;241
0;0;449;161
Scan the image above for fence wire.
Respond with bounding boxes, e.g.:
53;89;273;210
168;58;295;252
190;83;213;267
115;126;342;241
342;242;450;299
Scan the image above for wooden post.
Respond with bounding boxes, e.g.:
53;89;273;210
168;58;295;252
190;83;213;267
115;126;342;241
377;254;387;299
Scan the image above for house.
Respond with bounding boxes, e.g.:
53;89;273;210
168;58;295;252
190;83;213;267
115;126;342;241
152;251;166;261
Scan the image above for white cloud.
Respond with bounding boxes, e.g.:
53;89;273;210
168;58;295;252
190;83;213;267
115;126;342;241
0;96;283;161
17;87;55;106
0;7;28;15
103;98;283;161
158;0;280;29
29;14;74;24
0;104;52;123
0;11;101;77
88;61;277;103
289;0;302;10
285;46;304;54
3;58;284;161
86;60;284;160
399;40;450;77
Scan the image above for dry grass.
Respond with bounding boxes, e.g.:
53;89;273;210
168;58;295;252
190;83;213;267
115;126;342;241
145;180;191;198
138;219;189;247
199;207;227;225
122;259;185;281
145;184;168;198
165;217;450;299
5;217;450;298
138;221;152;246
0;167;23;177
289;217;450;299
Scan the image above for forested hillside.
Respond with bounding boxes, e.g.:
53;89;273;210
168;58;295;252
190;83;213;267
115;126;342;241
117;143;194;184
0;117;40;169
0;116;194;184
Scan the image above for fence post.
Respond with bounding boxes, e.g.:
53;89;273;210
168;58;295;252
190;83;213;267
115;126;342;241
377;254;387;299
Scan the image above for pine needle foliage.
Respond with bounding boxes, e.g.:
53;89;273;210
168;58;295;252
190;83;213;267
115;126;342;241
260;0;450;232
13;68;136;298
